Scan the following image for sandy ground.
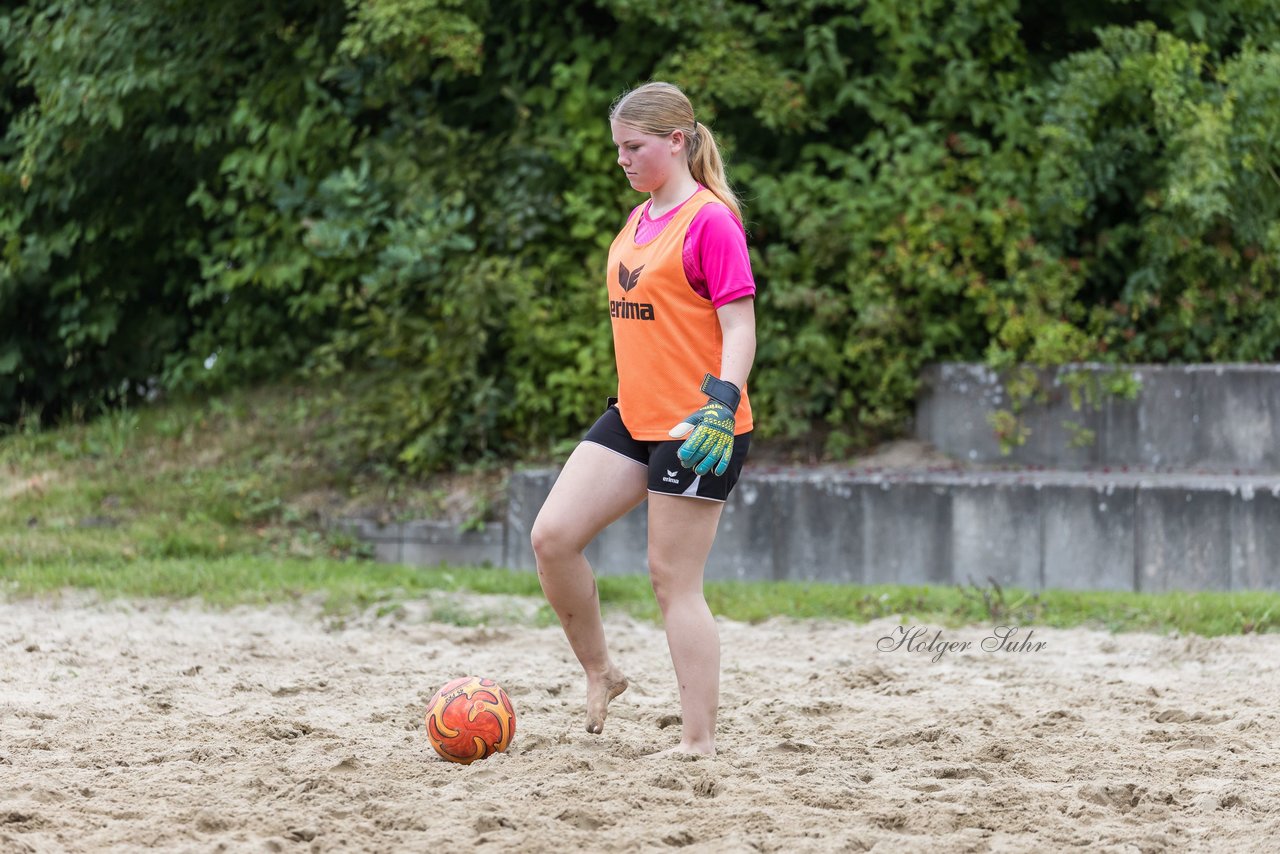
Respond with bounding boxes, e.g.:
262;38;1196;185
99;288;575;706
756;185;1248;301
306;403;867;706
2;593;1278;853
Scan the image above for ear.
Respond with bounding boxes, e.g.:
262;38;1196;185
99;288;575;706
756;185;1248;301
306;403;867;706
668;130;687;155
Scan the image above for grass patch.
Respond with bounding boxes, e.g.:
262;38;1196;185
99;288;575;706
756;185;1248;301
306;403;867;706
5;555;1279;638
0;381;506;569
2;556;554;625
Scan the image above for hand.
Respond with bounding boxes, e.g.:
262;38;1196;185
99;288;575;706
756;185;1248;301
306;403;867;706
668;374;741;477
669;400;736;476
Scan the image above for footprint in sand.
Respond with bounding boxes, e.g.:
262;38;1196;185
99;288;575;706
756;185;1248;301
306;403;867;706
1191;792;1248;814
270;679;328;697
458;628;511;646
0;812;45;831
1151;709;1231;725
0;832;40;854
799;700;843;717
513;733;551;754
328;757;363;774
656;714;681;729
1078;782;1143;813
931;765;993;782
259;720;314;741
651;774;683;791
692;775;722;799
1141;729;1219;750
193;809;231;833
908;765;992;793
974;742;1014;763
1032;709;1083;729
870;812;909;831
555;808;610;831
767;739;818;753
841;665;894;689
872;727;961;748
473;814;516;832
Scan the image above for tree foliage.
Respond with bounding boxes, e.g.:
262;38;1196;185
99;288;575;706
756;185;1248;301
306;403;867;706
3;0;1278;468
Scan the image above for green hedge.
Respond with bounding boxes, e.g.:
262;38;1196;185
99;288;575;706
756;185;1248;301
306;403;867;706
3;1;1279;469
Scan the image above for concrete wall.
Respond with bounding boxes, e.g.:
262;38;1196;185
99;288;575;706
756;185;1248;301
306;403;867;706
915;363;1280;471
334;518;505;567
496;469;1280;593
338;470;1280;594
339;362;1280;593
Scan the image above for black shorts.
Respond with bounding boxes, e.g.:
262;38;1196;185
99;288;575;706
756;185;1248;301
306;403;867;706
582;403;751;502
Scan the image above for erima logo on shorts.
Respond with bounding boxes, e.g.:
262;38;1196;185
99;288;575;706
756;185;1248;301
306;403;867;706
662;469;681;485
612;262;655;321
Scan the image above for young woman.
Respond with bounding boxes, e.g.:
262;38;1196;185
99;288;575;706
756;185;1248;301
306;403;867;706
530;82;756;756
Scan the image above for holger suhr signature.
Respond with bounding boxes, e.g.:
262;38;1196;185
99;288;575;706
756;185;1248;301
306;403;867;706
877;625;1048;663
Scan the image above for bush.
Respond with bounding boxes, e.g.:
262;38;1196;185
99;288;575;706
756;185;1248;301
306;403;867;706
3;1;1278;467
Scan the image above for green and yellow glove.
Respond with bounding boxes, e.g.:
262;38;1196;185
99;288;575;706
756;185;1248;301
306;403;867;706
668;374;740;477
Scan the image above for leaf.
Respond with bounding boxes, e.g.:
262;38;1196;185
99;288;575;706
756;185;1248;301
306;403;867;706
0;345;20;375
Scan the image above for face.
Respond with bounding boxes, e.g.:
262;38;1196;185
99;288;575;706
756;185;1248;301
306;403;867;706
610;119;685;194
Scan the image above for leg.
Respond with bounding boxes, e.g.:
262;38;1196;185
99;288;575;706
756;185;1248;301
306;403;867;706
646;494;725;755
531;441;648;733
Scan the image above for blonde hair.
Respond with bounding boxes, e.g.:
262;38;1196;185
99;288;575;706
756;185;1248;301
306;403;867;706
609;82;742;222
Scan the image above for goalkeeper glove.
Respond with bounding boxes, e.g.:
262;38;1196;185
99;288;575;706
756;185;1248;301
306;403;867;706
668;374;740;477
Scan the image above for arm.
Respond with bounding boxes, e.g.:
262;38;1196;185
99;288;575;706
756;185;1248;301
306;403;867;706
667;207;757;475
716;297;756;393
668;297;756;475
687;204;754;393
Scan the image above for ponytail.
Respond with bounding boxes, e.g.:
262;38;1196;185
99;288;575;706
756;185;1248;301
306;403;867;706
609;82;743;223
685;120;741;222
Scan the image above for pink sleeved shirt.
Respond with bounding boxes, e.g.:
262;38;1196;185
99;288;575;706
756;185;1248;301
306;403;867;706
630;190;756;308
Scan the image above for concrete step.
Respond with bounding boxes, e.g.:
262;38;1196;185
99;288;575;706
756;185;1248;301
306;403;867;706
333;518;505;568
915;363;1280;472
504;467;1280;593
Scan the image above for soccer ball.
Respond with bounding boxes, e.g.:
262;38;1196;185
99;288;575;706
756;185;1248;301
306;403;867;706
425;676;516;764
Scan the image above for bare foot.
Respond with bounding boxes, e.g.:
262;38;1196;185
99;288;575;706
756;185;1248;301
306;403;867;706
585;668;629;734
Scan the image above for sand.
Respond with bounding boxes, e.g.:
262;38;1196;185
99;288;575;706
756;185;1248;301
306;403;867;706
2;592;1278;853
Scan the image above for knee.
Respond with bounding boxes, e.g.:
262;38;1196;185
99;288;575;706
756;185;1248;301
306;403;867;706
649;576;672;613
531;517;577;566
647;558;685;613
